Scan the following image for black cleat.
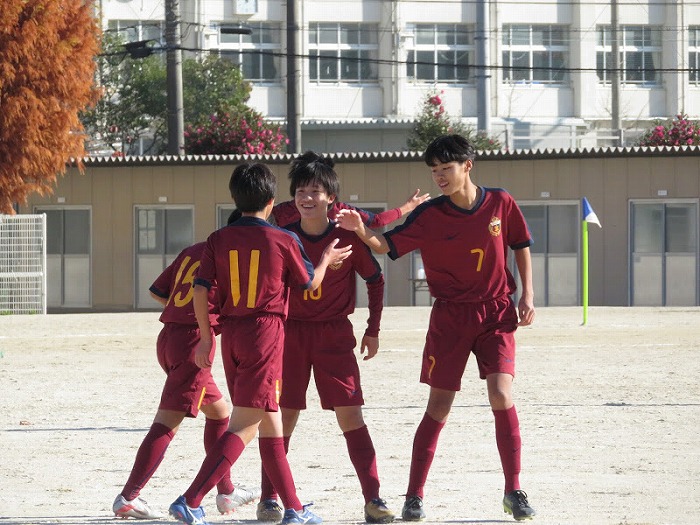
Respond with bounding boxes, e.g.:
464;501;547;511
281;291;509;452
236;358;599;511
401;495;426;521
503;490;536;521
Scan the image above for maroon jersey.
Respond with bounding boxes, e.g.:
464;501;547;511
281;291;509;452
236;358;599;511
272;200;401;229
385;188;532;303
194;216;314;319
149;242;219;326
284;222;384;336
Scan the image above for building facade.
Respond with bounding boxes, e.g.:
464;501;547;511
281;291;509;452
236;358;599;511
99;0;700;152
19;148;700;312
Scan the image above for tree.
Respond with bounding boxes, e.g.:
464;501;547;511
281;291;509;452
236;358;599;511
81;39;271;155
406;90;502;152
635;113;700;147
0;0;100;214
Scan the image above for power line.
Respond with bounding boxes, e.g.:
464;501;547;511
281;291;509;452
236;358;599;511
187;47;700;75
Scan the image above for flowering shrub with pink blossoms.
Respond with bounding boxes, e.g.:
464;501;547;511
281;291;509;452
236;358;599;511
185;108;288;155
407;90;502;151
635;113;700;147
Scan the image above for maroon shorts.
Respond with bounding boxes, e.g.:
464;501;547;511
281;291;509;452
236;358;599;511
156;323;223;417
219;314;284;412
280;318;363;410
421;295;519;390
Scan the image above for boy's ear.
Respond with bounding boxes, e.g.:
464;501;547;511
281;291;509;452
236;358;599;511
328;193;337;204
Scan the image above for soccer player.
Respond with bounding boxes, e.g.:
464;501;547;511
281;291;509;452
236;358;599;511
257;151;395;524
112;242;259;519
168;162;351;525
336;134;537;522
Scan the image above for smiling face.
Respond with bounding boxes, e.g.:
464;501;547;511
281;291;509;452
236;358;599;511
430;159;472;196
294;182;336;220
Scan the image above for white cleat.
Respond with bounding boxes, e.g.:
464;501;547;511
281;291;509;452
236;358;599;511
216;485;262;514
113;494;161;519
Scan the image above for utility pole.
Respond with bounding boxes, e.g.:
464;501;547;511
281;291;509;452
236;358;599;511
610;0;621;146
286;0;302;153
476;0;491;135
165;0;184;155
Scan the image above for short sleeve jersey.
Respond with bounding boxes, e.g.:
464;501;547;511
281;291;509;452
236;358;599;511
385;188;533;303
284;221;383;322
194;216;314;318
149;242;219;326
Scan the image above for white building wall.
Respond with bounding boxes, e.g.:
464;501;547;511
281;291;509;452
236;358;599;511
99;0;700;151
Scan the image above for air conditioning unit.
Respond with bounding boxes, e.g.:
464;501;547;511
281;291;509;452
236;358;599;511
233;0;258;16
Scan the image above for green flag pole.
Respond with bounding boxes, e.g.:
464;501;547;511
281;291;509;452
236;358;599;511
582;219;589;325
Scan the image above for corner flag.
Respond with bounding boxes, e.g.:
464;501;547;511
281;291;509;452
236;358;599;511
582;197;601;228
581;198;601;325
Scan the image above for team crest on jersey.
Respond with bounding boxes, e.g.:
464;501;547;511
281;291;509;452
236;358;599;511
489;216;502;237
329;260;343;270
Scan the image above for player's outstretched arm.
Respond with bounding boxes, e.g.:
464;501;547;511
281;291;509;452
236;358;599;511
310;238;353;290
193;285;214;368
336;209;390;254
363;188;430;228
399;188;430;217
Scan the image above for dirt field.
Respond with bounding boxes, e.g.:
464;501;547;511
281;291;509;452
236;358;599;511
1;307;698;525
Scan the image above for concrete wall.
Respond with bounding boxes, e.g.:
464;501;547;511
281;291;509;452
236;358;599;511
21;150;700;310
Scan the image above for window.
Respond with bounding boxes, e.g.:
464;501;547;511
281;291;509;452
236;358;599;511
216;22;281;82
135;207;194;309
217;204;237;228
630;201;698;306
515;203;579;306
36;207;92;308
308;23;378;83
501;24;568;84
405;24;474;83
690;27;700;85
596;25;661;85
107;20;163;43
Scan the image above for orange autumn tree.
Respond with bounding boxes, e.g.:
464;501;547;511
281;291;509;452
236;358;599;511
0;0;100;214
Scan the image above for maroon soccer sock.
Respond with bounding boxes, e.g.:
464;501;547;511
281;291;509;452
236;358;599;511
493;405;522;494
122;422;174;501
204;416;234;495
344;425;380;503
184;431;246;508
406;414;445;499
260;435;289;501
259;436;302;511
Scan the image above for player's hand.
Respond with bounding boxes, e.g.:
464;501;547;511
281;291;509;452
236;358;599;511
360;335;379;360
335;209;363;231
401;189;431;215
194;337;213;368
517;295;535;326
322;237;352;265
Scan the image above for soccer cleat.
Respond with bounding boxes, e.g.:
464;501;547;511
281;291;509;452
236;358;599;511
256;499;284;522
401;496;426;521
503;490;536;521
364;498;395;523
112;494;161;519
216;485;262;514
280;504;323;524
168;495;209;525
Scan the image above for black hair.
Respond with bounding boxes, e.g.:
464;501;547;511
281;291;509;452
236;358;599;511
226;209;242;225
423;134;477;167
228;163;276;213
288;150;340;200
